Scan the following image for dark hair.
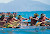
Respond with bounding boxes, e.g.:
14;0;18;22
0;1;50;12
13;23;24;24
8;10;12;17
19;15;21;16
41;13;44;15
1;15;5;18
9;14;13;18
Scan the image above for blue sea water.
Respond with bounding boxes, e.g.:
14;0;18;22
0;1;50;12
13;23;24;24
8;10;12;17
0;11;50;34
0;28;50;34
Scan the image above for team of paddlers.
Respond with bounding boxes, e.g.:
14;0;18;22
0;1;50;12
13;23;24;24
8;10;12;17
0;12;50;28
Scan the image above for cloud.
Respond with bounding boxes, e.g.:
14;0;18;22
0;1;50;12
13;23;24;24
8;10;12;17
0;0;14;3
32;0;50;5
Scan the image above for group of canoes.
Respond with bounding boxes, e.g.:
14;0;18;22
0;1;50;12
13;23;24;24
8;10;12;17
0;12;50;28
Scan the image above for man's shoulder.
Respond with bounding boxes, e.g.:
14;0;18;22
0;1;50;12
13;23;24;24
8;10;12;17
44;16;47;18
36;17;38;18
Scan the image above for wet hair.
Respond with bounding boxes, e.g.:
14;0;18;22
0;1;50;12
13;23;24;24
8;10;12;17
19;15;21;16
1;15;5;18
15;12;16;14
0;15;5;21
41;13;45;17
41;13;44;15
9;14;13;18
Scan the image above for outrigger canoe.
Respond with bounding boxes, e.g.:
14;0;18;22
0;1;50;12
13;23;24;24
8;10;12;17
0;20;50;29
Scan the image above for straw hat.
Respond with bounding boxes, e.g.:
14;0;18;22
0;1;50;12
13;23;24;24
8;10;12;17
34;13;39;16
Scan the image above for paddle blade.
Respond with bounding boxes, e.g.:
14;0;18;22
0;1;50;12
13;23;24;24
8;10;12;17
36;22;42;26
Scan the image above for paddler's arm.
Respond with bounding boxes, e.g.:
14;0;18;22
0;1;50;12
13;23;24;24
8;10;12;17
32;18;39;21
22;18;29;20
29;17;32;19
0;14;2;16
5;17;9;19
3;18;7;21
13;17;17;20
46;18;50;20
9;21;14;23
46;17;50;20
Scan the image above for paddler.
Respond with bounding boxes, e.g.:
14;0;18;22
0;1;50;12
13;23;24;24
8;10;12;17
0;15;7;27
7;14;14;23
5;14;18;28
18;15;28;22
13;12;17;18
18;15;22;21
12;12;19;21
0;15;7;21
17;15;29;26
5;12;9;16
7;14;19;24
2;12;5;15
29;13;39;26
0;12;5;16
0;12;2;16
7;12;11;16
38;13;50;26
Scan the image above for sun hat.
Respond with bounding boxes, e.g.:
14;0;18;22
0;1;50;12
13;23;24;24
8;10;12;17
34;13;39;16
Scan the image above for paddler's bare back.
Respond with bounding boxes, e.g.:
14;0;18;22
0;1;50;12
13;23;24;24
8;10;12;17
29;16;39;26
39;16;48;22
31;19;37;24
42;16;47;21
31;17;38;23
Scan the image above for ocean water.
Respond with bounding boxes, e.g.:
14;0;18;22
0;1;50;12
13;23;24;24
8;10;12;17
0;27;50;34
0;11;50;34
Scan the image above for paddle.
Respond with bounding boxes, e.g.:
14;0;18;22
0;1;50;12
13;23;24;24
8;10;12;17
21;19;29;26
36;20;50;26
16;15;25;17
23;19;29;22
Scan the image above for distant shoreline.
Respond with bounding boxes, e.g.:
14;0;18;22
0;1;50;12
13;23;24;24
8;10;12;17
0;11;50;12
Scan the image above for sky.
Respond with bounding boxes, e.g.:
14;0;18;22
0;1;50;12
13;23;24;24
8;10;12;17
0;0;50;12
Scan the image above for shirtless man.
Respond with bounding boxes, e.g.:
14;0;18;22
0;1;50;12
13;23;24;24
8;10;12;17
6;14;18;28
2;12;5;15
7;12;11;15
18;15;28;22
0;15;7;27
17;15;29;26
13;12;17;18
38;13;50;26
0;15;7;21
29;13;39;26
7;14;16;23
0;12;5;16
